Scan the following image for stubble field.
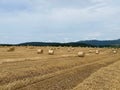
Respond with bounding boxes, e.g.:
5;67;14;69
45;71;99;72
0;46;120;90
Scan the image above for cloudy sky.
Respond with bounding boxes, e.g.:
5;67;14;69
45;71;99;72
0;0;120;44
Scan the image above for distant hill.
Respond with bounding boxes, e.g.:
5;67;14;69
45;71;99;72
77;39;120;47
0;39;120;48
17;42;93;47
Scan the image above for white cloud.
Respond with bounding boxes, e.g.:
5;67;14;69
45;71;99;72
85;32;102;40
0;0;120;43
1;0;119;24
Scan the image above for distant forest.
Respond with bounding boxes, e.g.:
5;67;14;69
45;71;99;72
0;39;120;48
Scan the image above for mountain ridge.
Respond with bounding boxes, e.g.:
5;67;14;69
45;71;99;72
0;39;120;47
77;39;120;46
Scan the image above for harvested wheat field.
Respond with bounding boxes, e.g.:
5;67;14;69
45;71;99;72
0;46;120;90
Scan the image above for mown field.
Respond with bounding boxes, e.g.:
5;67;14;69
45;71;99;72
0;46;120;90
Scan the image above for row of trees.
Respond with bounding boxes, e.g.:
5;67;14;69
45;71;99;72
0;42;119;48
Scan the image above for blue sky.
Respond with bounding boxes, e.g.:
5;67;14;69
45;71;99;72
0;0;120;44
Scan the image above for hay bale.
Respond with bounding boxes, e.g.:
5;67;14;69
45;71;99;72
68;48;71;52
29;46;34;49
88;50;93;53
78;51;85;57
95;50;99;54
37;49;43;54
7;47;15;52
48;50;54;55
113;50;117;54
71;48;75;51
